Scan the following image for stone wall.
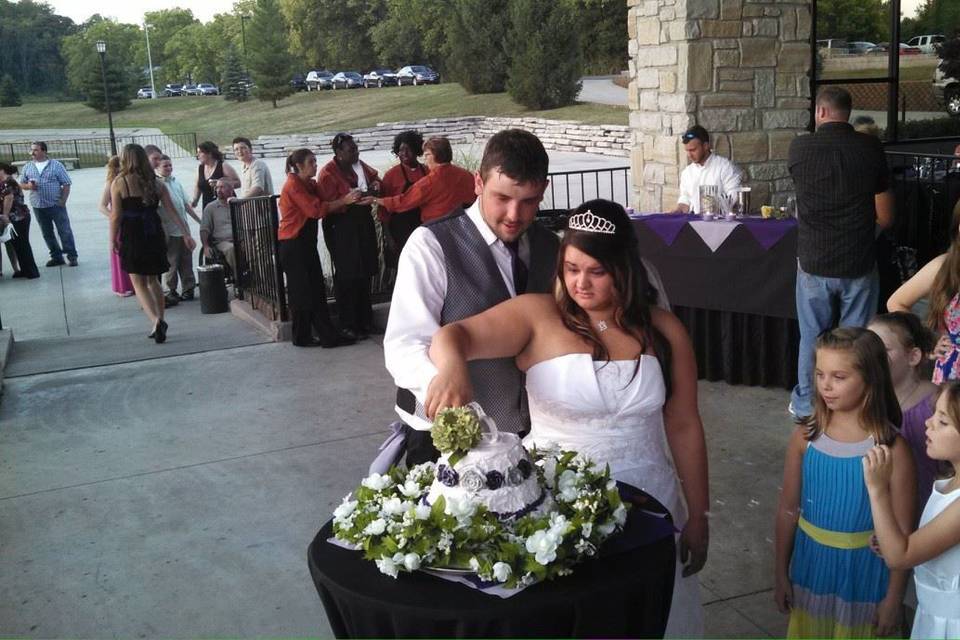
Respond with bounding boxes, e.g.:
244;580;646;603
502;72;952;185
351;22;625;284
242;117;631;160
628;0;813;212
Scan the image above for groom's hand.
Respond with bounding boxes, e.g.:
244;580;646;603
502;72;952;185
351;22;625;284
425;370;473;419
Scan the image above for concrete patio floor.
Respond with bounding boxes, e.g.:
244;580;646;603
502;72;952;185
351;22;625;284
0;145;793;638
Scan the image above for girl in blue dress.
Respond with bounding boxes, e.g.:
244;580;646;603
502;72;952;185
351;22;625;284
775;327;916;638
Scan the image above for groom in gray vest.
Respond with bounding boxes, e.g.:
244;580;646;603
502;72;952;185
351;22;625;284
383;129;560;465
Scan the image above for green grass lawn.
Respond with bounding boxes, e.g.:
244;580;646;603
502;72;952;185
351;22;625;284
2;84;627;148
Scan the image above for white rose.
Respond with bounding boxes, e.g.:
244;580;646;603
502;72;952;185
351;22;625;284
444;495;478;520
469;557;481;572
398;480;421;498
361;473;393;491
525;530;559;565
613;503;627;526
380;497;405;517
364;518;387;536
333;497;358;522
403;552;421;571
492;562;512;582
581;522;593;538
414;504;432;520
597;521;616;536
375;555;399;578
557;469;579;502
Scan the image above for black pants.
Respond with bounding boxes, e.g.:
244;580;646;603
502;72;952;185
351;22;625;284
334;274;373;333
7;217;39;278
388;210;421;257
279;232;339;345
404;428;440;467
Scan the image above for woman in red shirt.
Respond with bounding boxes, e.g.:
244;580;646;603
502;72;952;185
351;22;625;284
278;148;359;348
316;133;381;340
380;130;428;256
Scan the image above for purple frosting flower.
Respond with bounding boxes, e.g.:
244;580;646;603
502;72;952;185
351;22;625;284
437;464;459;487
517;458;532;479
485;470;504;490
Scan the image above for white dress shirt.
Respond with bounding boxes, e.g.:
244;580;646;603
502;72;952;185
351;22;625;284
383;200;528;430
677;152;742;213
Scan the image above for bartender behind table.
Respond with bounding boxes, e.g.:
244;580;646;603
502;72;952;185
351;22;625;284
672;125;743;214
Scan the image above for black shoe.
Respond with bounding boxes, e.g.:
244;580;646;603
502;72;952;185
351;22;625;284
46;258;65;267
164;293;180;308
67;257;78;267
180;289;195;301
320;332;356;348
154;319;168;344
11;271;24;278
340;328;359;341
292;338;323;347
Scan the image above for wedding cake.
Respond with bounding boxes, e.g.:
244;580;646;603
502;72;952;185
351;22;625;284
426;428;548;519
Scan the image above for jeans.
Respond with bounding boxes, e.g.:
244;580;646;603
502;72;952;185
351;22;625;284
790;263;879;417
33;205;77;261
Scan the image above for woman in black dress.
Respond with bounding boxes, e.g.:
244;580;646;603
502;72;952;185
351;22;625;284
0;162;40;279
191;141;240;211
110;144;197;343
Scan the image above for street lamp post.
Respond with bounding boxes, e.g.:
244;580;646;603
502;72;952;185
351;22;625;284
239;14;250;78
144;22;157;99
95;40;117;156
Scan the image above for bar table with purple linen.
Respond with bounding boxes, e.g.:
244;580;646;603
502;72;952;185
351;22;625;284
633;213;799;389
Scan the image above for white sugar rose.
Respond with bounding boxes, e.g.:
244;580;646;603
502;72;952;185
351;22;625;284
403;552;421;571
460;470;485;493
492;562;512;582
361;473;393;491
364;518;387;536
380;497;405;517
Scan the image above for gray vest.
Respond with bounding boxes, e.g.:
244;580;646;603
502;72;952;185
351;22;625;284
398;208;559;433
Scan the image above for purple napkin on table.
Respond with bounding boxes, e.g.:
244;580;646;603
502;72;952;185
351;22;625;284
737;217;797;251
634;213;699;246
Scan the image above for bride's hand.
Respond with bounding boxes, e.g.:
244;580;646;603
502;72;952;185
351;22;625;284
679;515;708;577
425;367;473;419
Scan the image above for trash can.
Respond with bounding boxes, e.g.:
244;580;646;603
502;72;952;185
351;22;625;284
198;264;229;314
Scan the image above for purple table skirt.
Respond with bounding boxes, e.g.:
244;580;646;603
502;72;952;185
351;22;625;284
633;213;796;251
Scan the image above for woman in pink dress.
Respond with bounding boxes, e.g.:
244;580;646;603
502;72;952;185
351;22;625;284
98;156;134;297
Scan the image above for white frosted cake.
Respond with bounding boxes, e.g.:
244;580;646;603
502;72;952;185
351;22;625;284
426;430;548;519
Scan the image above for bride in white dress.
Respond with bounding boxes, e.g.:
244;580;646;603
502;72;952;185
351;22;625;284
425;199;709;637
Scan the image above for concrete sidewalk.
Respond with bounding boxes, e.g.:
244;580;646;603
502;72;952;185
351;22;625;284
0;145;791;638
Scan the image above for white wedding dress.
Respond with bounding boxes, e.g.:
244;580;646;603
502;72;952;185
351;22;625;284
523;353;703;638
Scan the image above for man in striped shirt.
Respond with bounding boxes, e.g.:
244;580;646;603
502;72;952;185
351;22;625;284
20;141;77;267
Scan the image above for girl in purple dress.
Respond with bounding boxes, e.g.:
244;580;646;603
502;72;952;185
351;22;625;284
869;312;940;513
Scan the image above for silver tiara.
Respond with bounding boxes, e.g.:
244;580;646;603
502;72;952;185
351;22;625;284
568;210;616;235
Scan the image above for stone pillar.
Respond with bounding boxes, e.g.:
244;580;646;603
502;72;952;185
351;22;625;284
628;0;813;212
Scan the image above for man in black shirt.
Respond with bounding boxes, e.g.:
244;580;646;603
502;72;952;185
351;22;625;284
788;86;895;421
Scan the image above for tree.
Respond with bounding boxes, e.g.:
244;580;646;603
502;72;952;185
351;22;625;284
61;17;140;105
369;0;453;70
506;0;583;109
221;42;249;102
141;8;199;84
0;0;76;96
575;0;627;75
815;0;887;42
246;0;296;107
0;74;22;106
282;0;386;70
82;52;132;112
912;0;960;40
445;0;510;94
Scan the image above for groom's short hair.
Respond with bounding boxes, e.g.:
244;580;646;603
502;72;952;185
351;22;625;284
479;129;549;185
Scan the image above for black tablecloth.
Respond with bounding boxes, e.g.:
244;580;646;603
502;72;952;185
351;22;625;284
634;220;799;389
308;507;676;638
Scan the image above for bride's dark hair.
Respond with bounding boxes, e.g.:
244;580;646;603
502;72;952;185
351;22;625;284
554;199;673;394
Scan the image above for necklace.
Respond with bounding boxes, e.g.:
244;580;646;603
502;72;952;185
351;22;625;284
596;320;609;333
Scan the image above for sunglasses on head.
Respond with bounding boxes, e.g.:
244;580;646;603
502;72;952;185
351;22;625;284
681;132;698;142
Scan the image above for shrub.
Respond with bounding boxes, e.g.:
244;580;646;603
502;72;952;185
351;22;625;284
506;0;583;109
0;75;22;107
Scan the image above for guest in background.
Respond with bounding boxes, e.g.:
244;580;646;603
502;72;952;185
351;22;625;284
110;144;196;343
20;141;77;267
232;137;274;197
370;136;475;225
144;145;163;171
200;180;238;277
672;126;742;214
317;133;381;340
379;130;428;255
278;148;357;348
97;156;134;296
0;162;39;279
853;115;881;138
191;141;240;211
158;155;201;305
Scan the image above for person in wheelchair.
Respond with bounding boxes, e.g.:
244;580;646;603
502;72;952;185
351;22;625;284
200;179;237;280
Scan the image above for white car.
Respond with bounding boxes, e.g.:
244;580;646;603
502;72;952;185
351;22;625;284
136;87;156;99
906;34;945;54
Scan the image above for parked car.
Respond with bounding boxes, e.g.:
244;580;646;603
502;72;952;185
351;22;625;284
290;74;307;91
816;39;849;55
331;71;364;89
899;43;923;55
136;87;156;99
194;83;219;96
363;68;398;88
906;34;945;54
847;41;876;55
162;83;185;97
934;66;960;117
182;84;200;96
305;70;334;91
396;65;440;85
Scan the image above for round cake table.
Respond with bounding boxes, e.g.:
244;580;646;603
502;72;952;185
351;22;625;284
307;489;677;638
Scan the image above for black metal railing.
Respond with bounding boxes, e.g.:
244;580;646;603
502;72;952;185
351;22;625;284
230;195;288;321
542;166;631;211
0;132;198;167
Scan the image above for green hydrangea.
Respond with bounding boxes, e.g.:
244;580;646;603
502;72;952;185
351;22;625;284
431;406;483;459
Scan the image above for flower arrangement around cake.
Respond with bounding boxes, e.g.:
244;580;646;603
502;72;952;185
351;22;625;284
332;404;627;588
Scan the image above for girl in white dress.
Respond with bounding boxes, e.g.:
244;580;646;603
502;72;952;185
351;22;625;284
425;199;709;637
864;381;960;639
